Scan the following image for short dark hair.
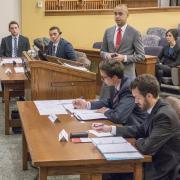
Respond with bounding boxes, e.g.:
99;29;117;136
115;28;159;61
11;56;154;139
166;29;178;40
49;26;62;35
9;21;19;29
131;74;160;98
99;60;124;79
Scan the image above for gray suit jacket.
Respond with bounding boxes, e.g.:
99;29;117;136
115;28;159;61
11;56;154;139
100;25;145;78
0;35;30;57
116;99;180;180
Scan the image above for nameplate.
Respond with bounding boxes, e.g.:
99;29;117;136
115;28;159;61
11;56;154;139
48;114;58;123
5;68;12;75
58;129;68;142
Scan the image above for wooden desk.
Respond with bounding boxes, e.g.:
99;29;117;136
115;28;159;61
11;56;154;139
75;48;157;93
0;62;27;135
17;101;151;180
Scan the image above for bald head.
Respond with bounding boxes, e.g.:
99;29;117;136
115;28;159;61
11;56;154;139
114;4;129;27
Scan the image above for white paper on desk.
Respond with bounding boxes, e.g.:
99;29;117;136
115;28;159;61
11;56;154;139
63;63;89;72
104;152;143;161
1;58;22;64
14;67;24;73
34;100;68;115
89;130;112;137
97;143;138;154
91;137;127;145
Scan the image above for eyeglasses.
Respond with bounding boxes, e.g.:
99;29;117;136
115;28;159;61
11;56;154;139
49;32;58;36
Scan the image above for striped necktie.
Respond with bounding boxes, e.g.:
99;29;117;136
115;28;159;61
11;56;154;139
52;45;56;56
14;37;18;57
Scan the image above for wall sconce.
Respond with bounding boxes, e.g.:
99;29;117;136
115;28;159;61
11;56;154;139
37;0;43;8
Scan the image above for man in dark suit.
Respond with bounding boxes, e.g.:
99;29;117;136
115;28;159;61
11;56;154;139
93;74;180;180
73;60;146;126
47;26;76;60
0;21;30;57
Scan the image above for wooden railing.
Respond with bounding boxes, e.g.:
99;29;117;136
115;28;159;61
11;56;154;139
45;0;158;15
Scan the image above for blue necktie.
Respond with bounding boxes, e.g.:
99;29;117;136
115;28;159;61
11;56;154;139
52;45;56;56
14;37;18;57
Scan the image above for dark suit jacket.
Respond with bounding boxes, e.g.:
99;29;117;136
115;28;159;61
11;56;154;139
91;77;146;126
160;43;180;67
0;35;30;57
47;38;76;60
116;99;180;180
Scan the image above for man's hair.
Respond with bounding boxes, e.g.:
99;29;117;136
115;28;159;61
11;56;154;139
114;4;129;15
9;21;19;29
131;74;160;98
166;29;178;41
99;60;124;79
49;26;62;35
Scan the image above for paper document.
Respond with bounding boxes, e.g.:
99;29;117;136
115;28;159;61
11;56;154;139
97;143;138;154
104;152;143;160
14;67;24;73
1;58;22;64
34;100;68;115
91;137;127;145
64;104;107;120
63;63;89;72
89;130;112;137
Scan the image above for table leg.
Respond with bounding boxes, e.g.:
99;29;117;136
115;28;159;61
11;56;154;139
22;131;28;170
4;85;10;135
134;163;143;180
80;174;102;180
39;167;47;180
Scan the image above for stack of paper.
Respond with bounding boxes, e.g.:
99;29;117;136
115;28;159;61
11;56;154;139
1;58;22;64
63;104;107;120
91;137;143;161
63;63;89;72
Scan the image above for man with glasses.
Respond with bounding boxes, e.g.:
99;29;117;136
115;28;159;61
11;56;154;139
0;21;30;57
47;26;76;60
92;74;180;180
73;60;146;126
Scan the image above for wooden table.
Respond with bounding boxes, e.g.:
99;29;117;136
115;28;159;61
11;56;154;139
0;61;27;135
17;101;151;180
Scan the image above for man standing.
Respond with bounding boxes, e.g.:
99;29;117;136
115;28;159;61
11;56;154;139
101;4;145;79
73;60;146;126
47;26;76;60
93;74;180;180
0;21;30;57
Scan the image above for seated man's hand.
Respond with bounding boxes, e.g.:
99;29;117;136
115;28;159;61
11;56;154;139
105;53;116;60
92;123;112;132
73;99;88;109
96;107;109;113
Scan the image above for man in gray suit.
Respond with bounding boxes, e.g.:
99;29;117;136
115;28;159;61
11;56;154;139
101;4;145;79
0;21;30;57
93;74;180;180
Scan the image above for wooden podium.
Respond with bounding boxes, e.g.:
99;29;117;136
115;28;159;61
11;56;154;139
22;52;96;100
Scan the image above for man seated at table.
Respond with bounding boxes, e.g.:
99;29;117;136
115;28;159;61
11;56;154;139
0;21;30;57
73;60;146;126
47;26;76;60
92;74;180;180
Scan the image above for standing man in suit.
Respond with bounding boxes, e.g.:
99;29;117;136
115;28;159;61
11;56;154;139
93;74;180;180
101;4;145;79
0;21;30;57
73;60;146;126
47;26;76;60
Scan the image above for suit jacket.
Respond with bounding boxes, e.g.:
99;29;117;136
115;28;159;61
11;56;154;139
160;43;180;68
100;25;145;78
116;99;180;180
47;38;76;60
0;35;30;57
91;77;146;126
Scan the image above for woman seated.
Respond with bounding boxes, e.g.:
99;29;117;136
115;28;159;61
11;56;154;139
156;29;180;83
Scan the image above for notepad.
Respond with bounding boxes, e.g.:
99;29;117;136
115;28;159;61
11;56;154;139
14;67;24;73
91;137;127;145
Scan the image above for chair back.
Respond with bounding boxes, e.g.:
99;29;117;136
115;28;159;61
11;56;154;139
92;42;102;49
144;46;163;57
147;27;167;38
142;34;160;47
34;37;50;53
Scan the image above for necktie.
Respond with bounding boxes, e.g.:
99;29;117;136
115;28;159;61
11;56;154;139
112;89;119;108
14;37;18;57
115;28;122;50
52;45;56;56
